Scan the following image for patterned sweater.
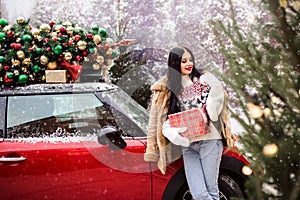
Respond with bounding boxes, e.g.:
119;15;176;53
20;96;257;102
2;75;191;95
179;74;223;142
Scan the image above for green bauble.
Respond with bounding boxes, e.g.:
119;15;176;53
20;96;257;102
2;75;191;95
32;65;40;73
6;72;14;79
22;34;32;42
0;32;6;41
0;56;4;63
99;28;107;38
0;18;8;26
89;47;95;53
18;74;28;83
92;25;99;32
54;45;63;55
36;48;42;54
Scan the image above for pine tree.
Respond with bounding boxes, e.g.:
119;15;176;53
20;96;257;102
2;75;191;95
212;0;299;199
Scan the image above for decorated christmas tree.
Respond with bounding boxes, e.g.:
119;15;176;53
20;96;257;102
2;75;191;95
0;16;134;86
212;0;299;199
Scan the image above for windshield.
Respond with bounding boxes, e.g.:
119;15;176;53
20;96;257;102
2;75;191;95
96;88;149;136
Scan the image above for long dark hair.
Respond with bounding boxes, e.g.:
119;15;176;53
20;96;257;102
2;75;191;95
167;46;201;115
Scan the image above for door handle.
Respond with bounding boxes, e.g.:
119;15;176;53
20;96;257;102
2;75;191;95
0;157;26;162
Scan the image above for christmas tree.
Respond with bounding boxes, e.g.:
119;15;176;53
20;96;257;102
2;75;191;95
0;16;135;86
212;0;299;199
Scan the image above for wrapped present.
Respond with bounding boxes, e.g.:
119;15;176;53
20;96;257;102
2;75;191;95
45;70;67;83
168;107;209;138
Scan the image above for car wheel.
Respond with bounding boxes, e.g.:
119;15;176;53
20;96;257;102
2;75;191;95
219;173;244;199
174;173;244;200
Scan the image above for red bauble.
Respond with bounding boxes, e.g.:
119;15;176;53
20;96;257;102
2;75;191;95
74;35;81;41
82;51;88;56
52;36;58;41
43;38;49;43
14;43;22;50
76;55;82;61
68;39;74;45
49;21;55;27
3;65;10;70
7;31;14;37
86;33;93;39
60;27;66;33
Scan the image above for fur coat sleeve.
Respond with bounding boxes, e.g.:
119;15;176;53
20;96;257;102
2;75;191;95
144;77;182;174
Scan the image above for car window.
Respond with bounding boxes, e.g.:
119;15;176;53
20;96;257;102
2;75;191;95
6;91;148;139
96;88;149;137
6;93;116;139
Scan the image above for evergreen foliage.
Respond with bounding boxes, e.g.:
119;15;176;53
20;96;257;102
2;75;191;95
109;50;151;109
212;0;300;199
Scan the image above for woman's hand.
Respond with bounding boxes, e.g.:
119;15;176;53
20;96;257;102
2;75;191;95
162;120;190;147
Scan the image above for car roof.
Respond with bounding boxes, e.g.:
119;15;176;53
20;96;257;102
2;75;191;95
0;82;119;96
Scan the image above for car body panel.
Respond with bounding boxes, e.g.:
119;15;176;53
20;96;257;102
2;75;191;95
0;139;152;200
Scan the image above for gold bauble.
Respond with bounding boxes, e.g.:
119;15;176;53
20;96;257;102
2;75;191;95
22;58;33;67
54;25;63;32
77;40;87;50
66;26;74;35
263;108;271;118
22;67;28;73
93;35;102;44
11;59;21;66
37;36;43;42
40;24;51;32
64;52;73;62
262;143;278;157
16;50;25;59
16;16;25;24
3;25;13;32
31;28;40;37
47;61;57;70
14;70;19;76
242;166;253;176
64;21;72;27
40;55;49;65
247;102;263;118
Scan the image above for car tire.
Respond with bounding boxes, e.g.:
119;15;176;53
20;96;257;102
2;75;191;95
219;173;244;200
173;173;244;200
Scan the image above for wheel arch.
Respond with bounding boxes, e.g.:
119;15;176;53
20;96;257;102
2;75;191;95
219;156;250;195
162;167;186;200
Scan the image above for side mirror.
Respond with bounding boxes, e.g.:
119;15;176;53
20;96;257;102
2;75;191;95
97;125;127;150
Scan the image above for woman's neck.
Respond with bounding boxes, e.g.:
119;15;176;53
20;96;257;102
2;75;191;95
182;74;193;87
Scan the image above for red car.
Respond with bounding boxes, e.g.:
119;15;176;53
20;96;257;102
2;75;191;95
0;82;250;200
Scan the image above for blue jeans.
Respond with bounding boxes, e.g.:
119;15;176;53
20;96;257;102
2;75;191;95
182;139;223;200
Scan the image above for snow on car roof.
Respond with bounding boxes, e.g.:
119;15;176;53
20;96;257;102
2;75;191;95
0;82;118;96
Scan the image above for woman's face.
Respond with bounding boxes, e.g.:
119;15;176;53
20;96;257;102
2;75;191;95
180;50;193;75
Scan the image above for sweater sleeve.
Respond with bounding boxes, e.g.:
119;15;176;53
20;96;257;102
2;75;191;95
200;72;224;121
144;92;160;162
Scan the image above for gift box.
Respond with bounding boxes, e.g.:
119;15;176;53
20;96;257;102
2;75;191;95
168;107;209;138
45;70;67;83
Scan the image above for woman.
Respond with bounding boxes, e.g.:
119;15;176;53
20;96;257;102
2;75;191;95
144;46;233;200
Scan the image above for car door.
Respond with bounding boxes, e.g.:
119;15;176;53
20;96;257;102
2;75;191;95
0;92;151;200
